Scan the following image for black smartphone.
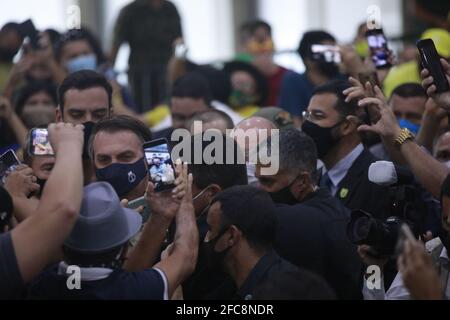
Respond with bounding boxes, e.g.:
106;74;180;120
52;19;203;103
366;28;391;69
417;39;450;93
143;138;176;192
29;128;54;156
19;19;40;50
0;149;21;183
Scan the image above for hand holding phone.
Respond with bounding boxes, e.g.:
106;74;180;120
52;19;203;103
366;28;391;69
0;150;21;184
143;138;176;192
418;39;450;94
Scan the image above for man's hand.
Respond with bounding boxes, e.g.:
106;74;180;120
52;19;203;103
357;85;402;143
358;245;389;269
424;97;448;121
146;161;187;223
339;45;365;77
421;58;450;112
47;123;84;155
398;239;443;300
4;164;40;198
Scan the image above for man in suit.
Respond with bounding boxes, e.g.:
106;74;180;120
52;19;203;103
302;80;390;219
256;129;362;299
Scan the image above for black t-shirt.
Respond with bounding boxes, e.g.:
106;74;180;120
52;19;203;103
27;263;167;300
0;232;23;299
274;188;363;300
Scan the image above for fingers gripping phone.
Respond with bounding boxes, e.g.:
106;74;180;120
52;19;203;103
143;138;176;192
29;128;54;156
128;196;151;223
366;28;391;69
417;39;450;93
0;149;21;184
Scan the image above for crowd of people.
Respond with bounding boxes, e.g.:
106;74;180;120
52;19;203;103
1;0;450;300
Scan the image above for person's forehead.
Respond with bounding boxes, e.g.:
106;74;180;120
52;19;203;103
32;155;55;166
308;93;339;113
93;130;142;155
231;71;254;84
62;39;92;56
390;95;426;111
26;91;53;103
171;97;207;113
64;87;109;110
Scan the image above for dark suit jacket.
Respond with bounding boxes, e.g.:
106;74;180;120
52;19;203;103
274;188;363;300
334;149;390;220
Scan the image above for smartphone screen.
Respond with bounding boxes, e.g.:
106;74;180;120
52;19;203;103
30;128;54;156
143;138;176;192
417;39;450;93
366;28;391;69
0;150;21;182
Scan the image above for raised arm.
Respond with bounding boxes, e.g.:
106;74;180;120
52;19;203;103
11;123;84;283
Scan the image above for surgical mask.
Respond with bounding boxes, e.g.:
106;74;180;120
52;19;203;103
302;120;342;159
66;54;97;74
95;158;147;198
201;227;232;270
229;90;257;108
398;119;421;136
21;105;56;128
268;176;299;205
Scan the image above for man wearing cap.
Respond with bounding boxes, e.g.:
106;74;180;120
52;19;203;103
28;165;198;300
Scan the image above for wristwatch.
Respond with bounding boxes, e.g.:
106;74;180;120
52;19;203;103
395;128;415;147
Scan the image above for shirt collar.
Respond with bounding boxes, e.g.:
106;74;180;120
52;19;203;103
58;261;114;282
325;144;364;188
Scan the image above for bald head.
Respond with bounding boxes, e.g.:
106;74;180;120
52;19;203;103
232;117;277;160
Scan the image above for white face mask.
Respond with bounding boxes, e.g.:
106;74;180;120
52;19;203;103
246;162;258;186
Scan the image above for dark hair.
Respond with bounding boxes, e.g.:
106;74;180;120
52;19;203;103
298;30;336;60
223;61;268;106
266;128;317;176
391;83;427;100
63;245;124;269
171;72;213;105
211;185;277;250
186;134;248;190
14;81;58;116
58;70;113;113
252;263;336;300
55;28;107;64
240;20;272;43
89;115;152;159
313;80;363;120
188;109;234;130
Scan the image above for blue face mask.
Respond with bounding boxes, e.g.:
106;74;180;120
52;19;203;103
66;54;97;74
398;118;421;135
95;158;147;198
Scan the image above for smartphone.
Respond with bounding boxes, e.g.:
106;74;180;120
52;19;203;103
417;39;450;93
143;138;176;192
29;128;54;156
366;28;391;69
0;149;21;183
19;19;40;50
311;44;342;64
128;196;151;223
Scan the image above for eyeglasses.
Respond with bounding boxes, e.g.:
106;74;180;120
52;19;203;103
302;110;326;122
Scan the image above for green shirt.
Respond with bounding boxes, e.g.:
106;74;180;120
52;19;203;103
113;0;182;66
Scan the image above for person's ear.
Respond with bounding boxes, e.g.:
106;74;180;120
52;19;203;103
295;172;312;193
228;225;242;247
341;115;359;135
55;107;63;122
206;184;222;200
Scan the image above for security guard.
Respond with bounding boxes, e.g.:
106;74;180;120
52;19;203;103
302;80;391;219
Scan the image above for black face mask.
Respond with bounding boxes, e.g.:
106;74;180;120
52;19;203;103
82;121;95;159
269;176;299;205
0;48;17;63
302;120;342;159
317;61;340;78
201;228;232;271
